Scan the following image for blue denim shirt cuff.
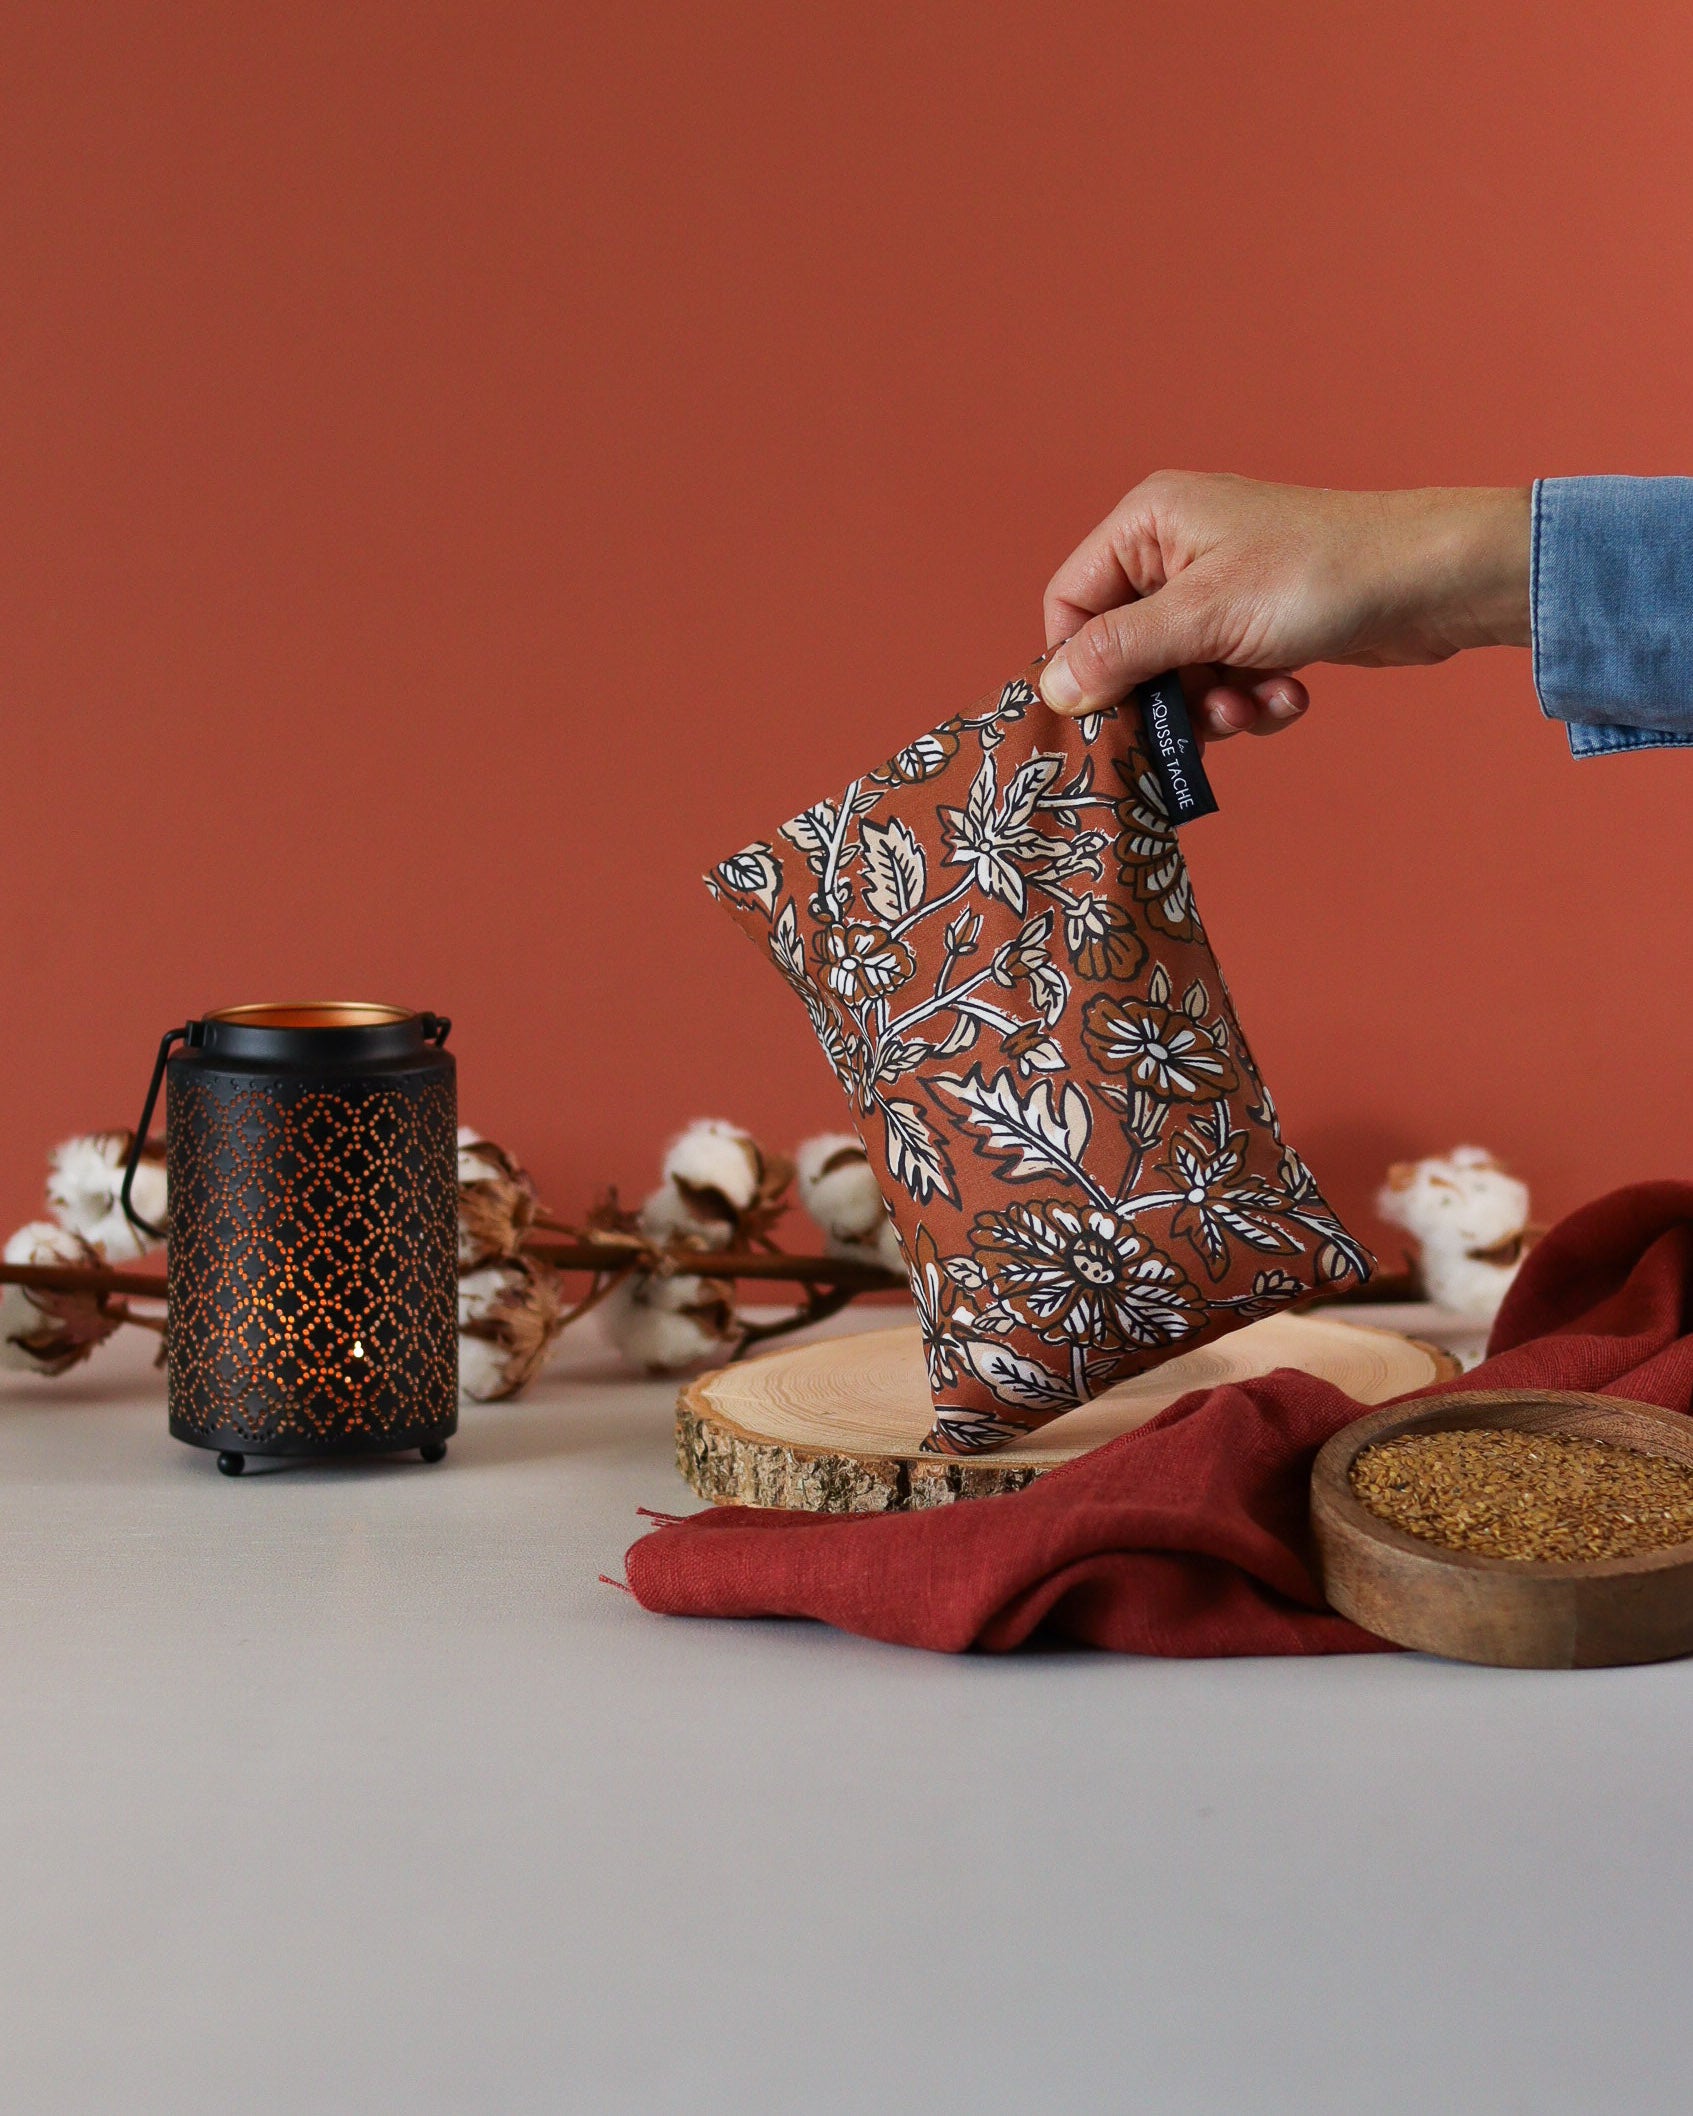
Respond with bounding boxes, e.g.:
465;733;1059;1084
1532;475;1693;757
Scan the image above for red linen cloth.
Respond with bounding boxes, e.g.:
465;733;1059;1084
625;1185;1693;1654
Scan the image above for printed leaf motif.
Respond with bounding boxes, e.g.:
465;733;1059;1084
816;1014;853;1079
941;755;1027;910
938;750;1068;915
1129;1088;1170;1149
1026;960;1069;1028
713;843;782;911
1249;1079;1281;1132
1318;1237;1367;1283
859;818;928;922
927;1406;1024;1452
990;909;1055;986
1005;1028;1065;1074
1029;831;1107;885
931;1010;981;1058
879;1095;957;1205
780;802;837;872
768;900;807;986
934;1065;1091;1184
1001;753;1065;830
1040;755;1095;827
1307;1217;1372;1282
875;1037;931;1083
964;1340;1077;1412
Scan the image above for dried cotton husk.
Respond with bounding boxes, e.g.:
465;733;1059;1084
457;1127;540;1268
458;1256;569;1402
0;1221;121;1376
602;1268;738;1374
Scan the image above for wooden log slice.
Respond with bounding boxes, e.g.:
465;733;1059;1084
678;1314;1459;1513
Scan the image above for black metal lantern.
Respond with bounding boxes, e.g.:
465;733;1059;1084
120;1004;459;1476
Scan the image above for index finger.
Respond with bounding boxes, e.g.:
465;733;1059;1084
1043;508;1139;648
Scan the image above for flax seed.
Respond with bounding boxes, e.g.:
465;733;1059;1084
1350;1427;1693;1563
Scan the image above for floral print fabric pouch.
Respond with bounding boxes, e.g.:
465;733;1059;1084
707;653;1372;1455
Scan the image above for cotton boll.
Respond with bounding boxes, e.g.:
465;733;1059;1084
46;1132;166;1261
603;1270;737;1374
662;1119;763;1214
457;1256;568;1401
658;1119;767;1230
457;1262;509;1327
824;1214;906;1278
1379;1148;1531;1258
455;1128;539;1267
456;1332;511;1404
637;1179;735;1251
1378;1148;1536;1321
641;1119;794;1251
3;1221;91;1269
795;1134;887;1245
0;1221;120;1376
869;1215;905;1275
796;1133;903;1274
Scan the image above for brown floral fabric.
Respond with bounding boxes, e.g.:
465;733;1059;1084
707;652;1372;1455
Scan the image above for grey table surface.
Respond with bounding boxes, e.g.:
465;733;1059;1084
2;1309;1687;2116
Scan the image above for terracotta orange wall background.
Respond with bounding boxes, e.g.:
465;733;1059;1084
4;2;1691;1261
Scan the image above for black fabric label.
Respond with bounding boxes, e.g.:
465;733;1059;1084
1136;670;1218;825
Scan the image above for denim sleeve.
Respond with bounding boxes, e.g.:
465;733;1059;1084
1532;476;1693;757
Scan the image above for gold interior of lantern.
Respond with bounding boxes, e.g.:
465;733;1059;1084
206;1002;415;1030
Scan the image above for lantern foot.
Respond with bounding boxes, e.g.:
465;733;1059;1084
216;1451;246;1477
419;1440;448;1463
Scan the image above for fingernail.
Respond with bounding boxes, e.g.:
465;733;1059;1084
1266;691;1306;722
1039;655;1084;712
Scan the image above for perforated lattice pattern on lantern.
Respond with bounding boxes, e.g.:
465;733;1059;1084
166;1075;458;1447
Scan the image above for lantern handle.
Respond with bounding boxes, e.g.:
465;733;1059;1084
120;1021;200;1242
420;1013;452;1047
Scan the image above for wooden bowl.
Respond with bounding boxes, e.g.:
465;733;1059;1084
1312;1389;1693;1668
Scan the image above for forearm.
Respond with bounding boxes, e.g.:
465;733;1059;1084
1038;470;1693;759
1390;486;1532;656
1036;475;1534;726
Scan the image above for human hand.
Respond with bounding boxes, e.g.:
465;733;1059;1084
1039;473;1532;741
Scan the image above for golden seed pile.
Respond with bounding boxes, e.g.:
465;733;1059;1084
1350;1427;1693;1562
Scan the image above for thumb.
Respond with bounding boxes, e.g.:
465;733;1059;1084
1038;577;1213;715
